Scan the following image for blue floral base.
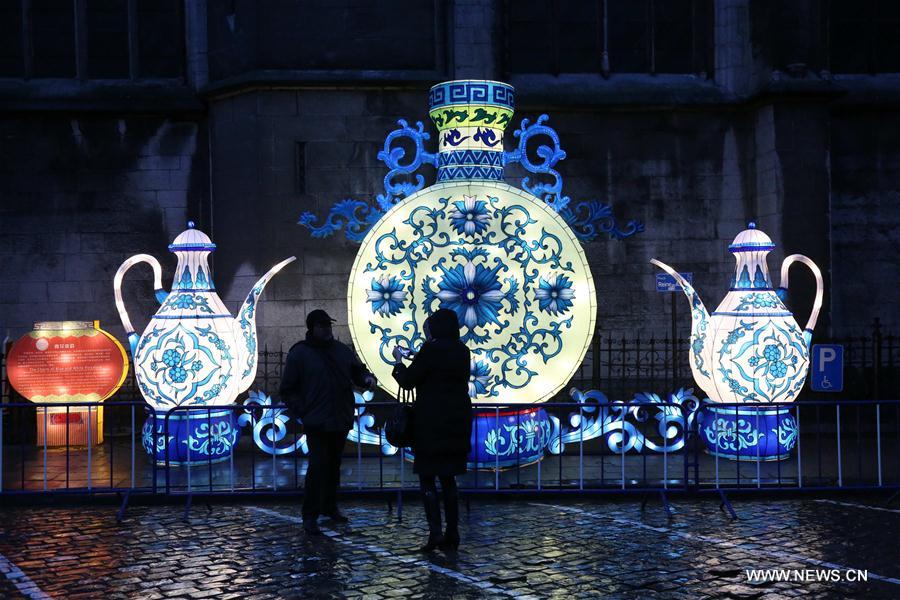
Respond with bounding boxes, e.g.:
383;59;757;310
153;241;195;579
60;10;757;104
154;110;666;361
142;409;241;466
698;404;798;461
469;407;551;470
402;407;551;470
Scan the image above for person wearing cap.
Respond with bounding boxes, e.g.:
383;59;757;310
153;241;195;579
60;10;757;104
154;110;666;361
280;309;376;535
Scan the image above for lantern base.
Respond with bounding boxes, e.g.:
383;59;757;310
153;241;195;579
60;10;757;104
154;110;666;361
698;404;798;461
142;409;240;466
467;407;550;470
36;406;104;447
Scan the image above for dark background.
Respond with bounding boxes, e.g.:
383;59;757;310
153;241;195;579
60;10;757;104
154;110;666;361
0;0;897;361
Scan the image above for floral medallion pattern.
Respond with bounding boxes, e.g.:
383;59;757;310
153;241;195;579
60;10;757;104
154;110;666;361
449;195;491;236
716;319;809;403
535;274;575;316
468;359;492;398
423;248;518;343
134;323;232;407
734;292;785;312
366;276;407;317
348;182;596;405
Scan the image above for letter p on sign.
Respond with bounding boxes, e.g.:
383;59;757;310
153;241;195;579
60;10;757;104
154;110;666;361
811;344;843;392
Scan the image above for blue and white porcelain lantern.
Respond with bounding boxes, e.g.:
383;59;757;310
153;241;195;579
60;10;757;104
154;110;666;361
300;79;643;468
652;223;824;460
346;81;597;468
114;222;295;465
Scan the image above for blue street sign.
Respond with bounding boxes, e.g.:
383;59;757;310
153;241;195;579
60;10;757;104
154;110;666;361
811;344;843;393
656;272;693;293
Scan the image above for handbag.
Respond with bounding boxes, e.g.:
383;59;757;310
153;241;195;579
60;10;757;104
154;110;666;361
385;387;415;448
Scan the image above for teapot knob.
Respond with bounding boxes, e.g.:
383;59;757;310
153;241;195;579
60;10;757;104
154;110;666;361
748;221;756;229
187;220;196;229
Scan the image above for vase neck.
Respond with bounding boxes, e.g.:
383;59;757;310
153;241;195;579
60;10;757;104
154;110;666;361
731;250;772;290
428;80;515;182
172;251;215;292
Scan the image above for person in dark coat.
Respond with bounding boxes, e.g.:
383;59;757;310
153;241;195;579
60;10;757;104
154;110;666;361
391;308;472;552
280;309;376;535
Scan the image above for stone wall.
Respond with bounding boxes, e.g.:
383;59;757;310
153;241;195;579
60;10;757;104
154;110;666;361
0;114;207;343
830;108;900;335
2;0;899;358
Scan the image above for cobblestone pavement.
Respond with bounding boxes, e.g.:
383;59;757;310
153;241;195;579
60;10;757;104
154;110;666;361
1;494;899;599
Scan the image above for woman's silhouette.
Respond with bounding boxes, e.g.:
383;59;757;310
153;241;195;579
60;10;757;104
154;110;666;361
392;309;472;551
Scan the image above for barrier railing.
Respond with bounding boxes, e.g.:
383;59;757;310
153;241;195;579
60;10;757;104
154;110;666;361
691;400;900;492
2;398;898;519
0;401;156;496
156;400;694;498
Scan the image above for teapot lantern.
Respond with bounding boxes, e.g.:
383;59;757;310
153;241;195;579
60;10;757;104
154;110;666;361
114;222;295;464
651;223;824;406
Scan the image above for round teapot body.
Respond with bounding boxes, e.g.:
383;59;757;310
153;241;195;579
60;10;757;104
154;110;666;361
701;289;810;404
134;290;240;409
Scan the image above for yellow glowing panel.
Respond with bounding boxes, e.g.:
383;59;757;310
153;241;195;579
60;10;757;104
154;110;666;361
348;181;596;405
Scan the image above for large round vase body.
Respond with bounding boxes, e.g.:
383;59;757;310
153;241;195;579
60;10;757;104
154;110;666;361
348;181;597;405
698;404;797;461
141;409;240;465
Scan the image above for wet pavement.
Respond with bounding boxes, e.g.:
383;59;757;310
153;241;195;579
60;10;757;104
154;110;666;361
1;493;899;599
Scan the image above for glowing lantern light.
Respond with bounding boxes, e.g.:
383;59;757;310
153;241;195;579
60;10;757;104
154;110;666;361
349;83;596;406
114;222;295;464
345;81;596;467
7;320;128;446
652;223;824;460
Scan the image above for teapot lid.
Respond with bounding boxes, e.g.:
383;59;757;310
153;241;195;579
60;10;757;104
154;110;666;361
168;221;216;252
728;222;774;253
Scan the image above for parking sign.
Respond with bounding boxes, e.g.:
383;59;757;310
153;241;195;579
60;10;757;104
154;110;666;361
810;344;843;392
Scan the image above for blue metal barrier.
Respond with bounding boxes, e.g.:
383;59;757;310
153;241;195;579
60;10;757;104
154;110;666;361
2;399;898;506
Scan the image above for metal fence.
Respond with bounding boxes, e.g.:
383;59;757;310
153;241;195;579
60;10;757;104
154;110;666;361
2;399;898;490
1;321;898;519
6;319;891;409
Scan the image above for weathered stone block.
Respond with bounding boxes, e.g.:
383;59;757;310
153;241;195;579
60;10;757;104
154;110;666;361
258;92;298;116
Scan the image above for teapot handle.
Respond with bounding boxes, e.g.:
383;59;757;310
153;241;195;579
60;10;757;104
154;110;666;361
113;254;168;343
778;254;824;334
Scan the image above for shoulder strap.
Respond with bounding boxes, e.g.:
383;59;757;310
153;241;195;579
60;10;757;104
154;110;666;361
305;342;352;390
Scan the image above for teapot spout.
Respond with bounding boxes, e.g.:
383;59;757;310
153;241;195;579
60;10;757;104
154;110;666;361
234;256;297;393
650;259;714;389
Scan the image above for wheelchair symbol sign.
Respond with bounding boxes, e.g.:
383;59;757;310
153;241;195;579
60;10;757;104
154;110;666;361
811;344;843;393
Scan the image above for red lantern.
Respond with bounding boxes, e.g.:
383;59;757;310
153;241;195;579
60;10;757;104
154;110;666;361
7;321;128;446
7;321;128;403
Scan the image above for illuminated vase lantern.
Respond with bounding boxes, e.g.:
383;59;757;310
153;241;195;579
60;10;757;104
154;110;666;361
346;81;597;468
114;222;295;464
6;321;128;446
651;224;824;460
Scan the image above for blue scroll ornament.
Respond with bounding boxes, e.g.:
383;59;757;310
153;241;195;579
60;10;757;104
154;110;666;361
238;390;308;455
238;386;701;459
504;115;644;241
239;389;392;456
298;116;643;243
298;120;437;242
545;387;701;455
